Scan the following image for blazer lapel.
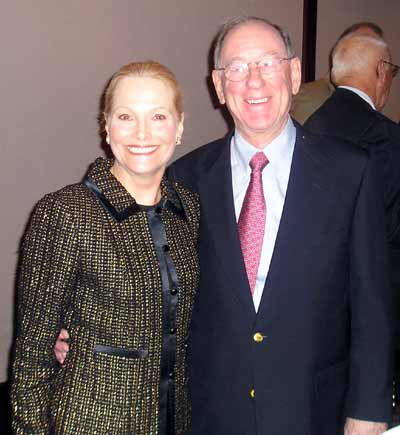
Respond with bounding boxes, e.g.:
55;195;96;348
257;129;329;317
198;136;254;312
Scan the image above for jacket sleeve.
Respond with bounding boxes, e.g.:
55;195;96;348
11;193;79;435
345;156;394;422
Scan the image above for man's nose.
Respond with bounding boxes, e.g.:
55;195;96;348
246;63;265;87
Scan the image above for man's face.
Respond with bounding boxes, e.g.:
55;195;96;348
212;21;301;148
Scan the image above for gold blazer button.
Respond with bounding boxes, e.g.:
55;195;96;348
250;388;256;398
253;332;264;342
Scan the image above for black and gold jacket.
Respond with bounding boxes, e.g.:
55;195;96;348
11;157;200;435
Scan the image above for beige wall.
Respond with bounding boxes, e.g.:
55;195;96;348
0;2;303;382
315;0;400;121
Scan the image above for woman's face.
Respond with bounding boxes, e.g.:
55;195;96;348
105;75;183;182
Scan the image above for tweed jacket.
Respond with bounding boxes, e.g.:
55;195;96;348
11;157;200;435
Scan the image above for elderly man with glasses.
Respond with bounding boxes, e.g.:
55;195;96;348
169;16;393;435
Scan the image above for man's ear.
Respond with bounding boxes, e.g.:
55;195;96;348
212;70;226;105
375;60;391;111
290;57;302;96
376;60;386;81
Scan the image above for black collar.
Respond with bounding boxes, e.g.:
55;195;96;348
84;157;188;223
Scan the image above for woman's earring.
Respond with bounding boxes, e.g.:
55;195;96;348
176;136;182;145
106;134;110;145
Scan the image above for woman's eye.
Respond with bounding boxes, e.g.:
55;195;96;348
118;113;132;121
153;113;167;121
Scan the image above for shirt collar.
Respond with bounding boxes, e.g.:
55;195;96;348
338;85;376;110
232;117;296;176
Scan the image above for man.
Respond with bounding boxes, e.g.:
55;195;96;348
290;22;384;124
305;30;400;384
55;17;392;435
169;17;392;435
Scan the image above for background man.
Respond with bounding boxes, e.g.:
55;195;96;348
290;22;384;124
305;30;400;386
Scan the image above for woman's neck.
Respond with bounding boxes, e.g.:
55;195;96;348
110;164;163;206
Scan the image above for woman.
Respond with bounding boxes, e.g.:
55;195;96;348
11;61;199;435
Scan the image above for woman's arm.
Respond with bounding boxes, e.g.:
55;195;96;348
11;193;79;435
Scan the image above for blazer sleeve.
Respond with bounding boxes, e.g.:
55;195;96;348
345;156;394;422
11;193;80;435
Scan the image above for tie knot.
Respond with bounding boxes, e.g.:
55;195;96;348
249;152;268;172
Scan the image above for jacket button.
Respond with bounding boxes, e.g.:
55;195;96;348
250;388;256;398
169;371;174;379
170;287;178;295
253;332;264;342
163;245;170;252
170;327;176;334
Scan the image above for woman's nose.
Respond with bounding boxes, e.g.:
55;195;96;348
136;120;150;140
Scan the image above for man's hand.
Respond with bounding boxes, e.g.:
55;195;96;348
54;328;70;365
344;417;388;435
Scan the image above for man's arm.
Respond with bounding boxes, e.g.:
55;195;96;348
54;328;69;365
345;155;393;426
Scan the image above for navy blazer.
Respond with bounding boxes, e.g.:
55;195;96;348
168;123;393;435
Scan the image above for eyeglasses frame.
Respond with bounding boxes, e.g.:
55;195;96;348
382;60;399;78
215;56;295;82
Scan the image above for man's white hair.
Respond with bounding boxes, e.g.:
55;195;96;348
331;34;388;85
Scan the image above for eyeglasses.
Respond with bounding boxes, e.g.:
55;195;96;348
215;56;294;82
382;60;399;78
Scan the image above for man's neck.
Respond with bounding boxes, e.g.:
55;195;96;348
237;116;291;150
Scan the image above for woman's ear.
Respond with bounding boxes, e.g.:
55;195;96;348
104;113;110;144
176;113;184;145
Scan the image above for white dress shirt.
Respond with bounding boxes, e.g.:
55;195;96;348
339;85;376;110
231;118;296;312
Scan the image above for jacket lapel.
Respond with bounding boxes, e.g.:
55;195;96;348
197;136;255;312
257;129;329;317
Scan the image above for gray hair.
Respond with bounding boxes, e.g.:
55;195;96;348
331;34;388;85
213;16;294;68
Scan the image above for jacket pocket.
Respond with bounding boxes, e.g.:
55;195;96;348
94;344;148;359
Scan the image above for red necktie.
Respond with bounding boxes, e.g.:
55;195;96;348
238;152;268;294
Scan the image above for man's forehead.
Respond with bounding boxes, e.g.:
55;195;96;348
221;22;286;59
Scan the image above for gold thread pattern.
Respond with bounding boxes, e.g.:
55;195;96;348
11;157;199;435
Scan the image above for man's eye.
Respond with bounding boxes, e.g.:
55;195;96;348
229;63;246;73
259;59;275;68
118;114;132;121
153;114;166;121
